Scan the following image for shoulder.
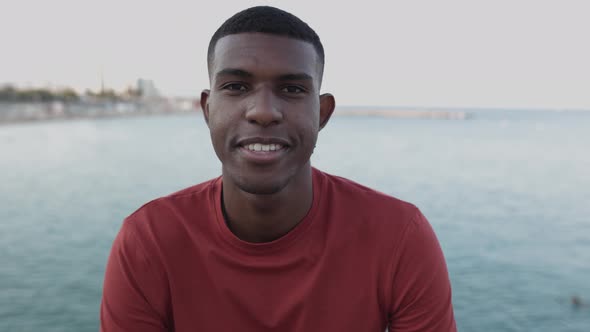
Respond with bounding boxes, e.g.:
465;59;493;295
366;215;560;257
312;168;428;256
316;168;419;223
128;177;218;220
122;177;221;245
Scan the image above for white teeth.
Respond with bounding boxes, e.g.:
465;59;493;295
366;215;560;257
245;143;284;152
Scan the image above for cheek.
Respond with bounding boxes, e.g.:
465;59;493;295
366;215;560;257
208;103;237;132
207;113;229;149
293;117;320;147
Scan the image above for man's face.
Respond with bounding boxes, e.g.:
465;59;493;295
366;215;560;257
201;33;334;195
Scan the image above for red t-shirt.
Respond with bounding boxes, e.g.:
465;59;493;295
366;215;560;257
101;168;456;331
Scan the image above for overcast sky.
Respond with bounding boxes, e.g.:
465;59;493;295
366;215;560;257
1;0;589;109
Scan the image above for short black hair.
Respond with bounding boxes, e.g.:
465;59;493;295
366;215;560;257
207;6;325;74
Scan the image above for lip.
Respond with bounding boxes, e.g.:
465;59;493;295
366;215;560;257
236;136;291;147
238;146;288;164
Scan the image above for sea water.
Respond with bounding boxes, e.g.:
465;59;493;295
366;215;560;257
1;110;589;331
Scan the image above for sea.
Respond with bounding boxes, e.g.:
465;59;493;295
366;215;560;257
1;109;589;331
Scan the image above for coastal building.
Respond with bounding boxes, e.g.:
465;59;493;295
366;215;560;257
137;79;159;99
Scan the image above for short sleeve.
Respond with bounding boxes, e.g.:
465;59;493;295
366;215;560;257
388;209;457;332
100;220;170;332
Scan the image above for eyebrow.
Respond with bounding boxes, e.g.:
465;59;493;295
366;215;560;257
215;68;313;82
277;73;313;81
215;68;253;80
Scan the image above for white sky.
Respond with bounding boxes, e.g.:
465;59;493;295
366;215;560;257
1;0;589;109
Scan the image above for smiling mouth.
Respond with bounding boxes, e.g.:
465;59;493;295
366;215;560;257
236;136;291;152
236;139;290;164
242;143;285;152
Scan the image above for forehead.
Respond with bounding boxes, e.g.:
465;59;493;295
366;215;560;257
211;33;321;81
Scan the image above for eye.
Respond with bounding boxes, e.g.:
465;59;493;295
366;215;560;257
222;83;247;92
281;85;305;94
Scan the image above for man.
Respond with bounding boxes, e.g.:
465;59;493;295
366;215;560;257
100;6;456;332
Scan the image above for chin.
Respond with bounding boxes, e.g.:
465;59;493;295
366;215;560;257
222;161;309;196
235;177;289;195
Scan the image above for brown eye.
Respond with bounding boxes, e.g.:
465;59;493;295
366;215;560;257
224;83;247;91
281;86;304;94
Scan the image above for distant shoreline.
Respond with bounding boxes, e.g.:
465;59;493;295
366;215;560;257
0;101;477;125
5;101;588;125
0;108;197;126
0;100;196;125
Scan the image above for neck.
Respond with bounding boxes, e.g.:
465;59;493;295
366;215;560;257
221;166;313;243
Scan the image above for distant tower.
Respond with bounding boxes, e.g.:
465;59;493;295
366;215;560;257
100;66;105;94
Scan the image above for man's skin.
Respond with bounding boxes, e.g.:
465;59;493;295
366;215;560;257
200;33;335;243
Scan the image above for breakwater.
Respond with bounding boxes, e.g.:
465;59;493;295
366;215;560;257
335;108;471;120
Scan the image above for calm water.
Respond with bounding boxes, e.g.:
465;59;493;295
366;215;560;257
1;110;589;331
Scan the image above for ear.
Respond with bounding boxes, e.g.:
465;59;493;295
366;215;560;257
318;93;335;130
200;89;210;126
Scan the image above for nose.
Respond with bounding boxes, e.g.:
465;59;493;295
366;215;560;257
244;88;283;127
